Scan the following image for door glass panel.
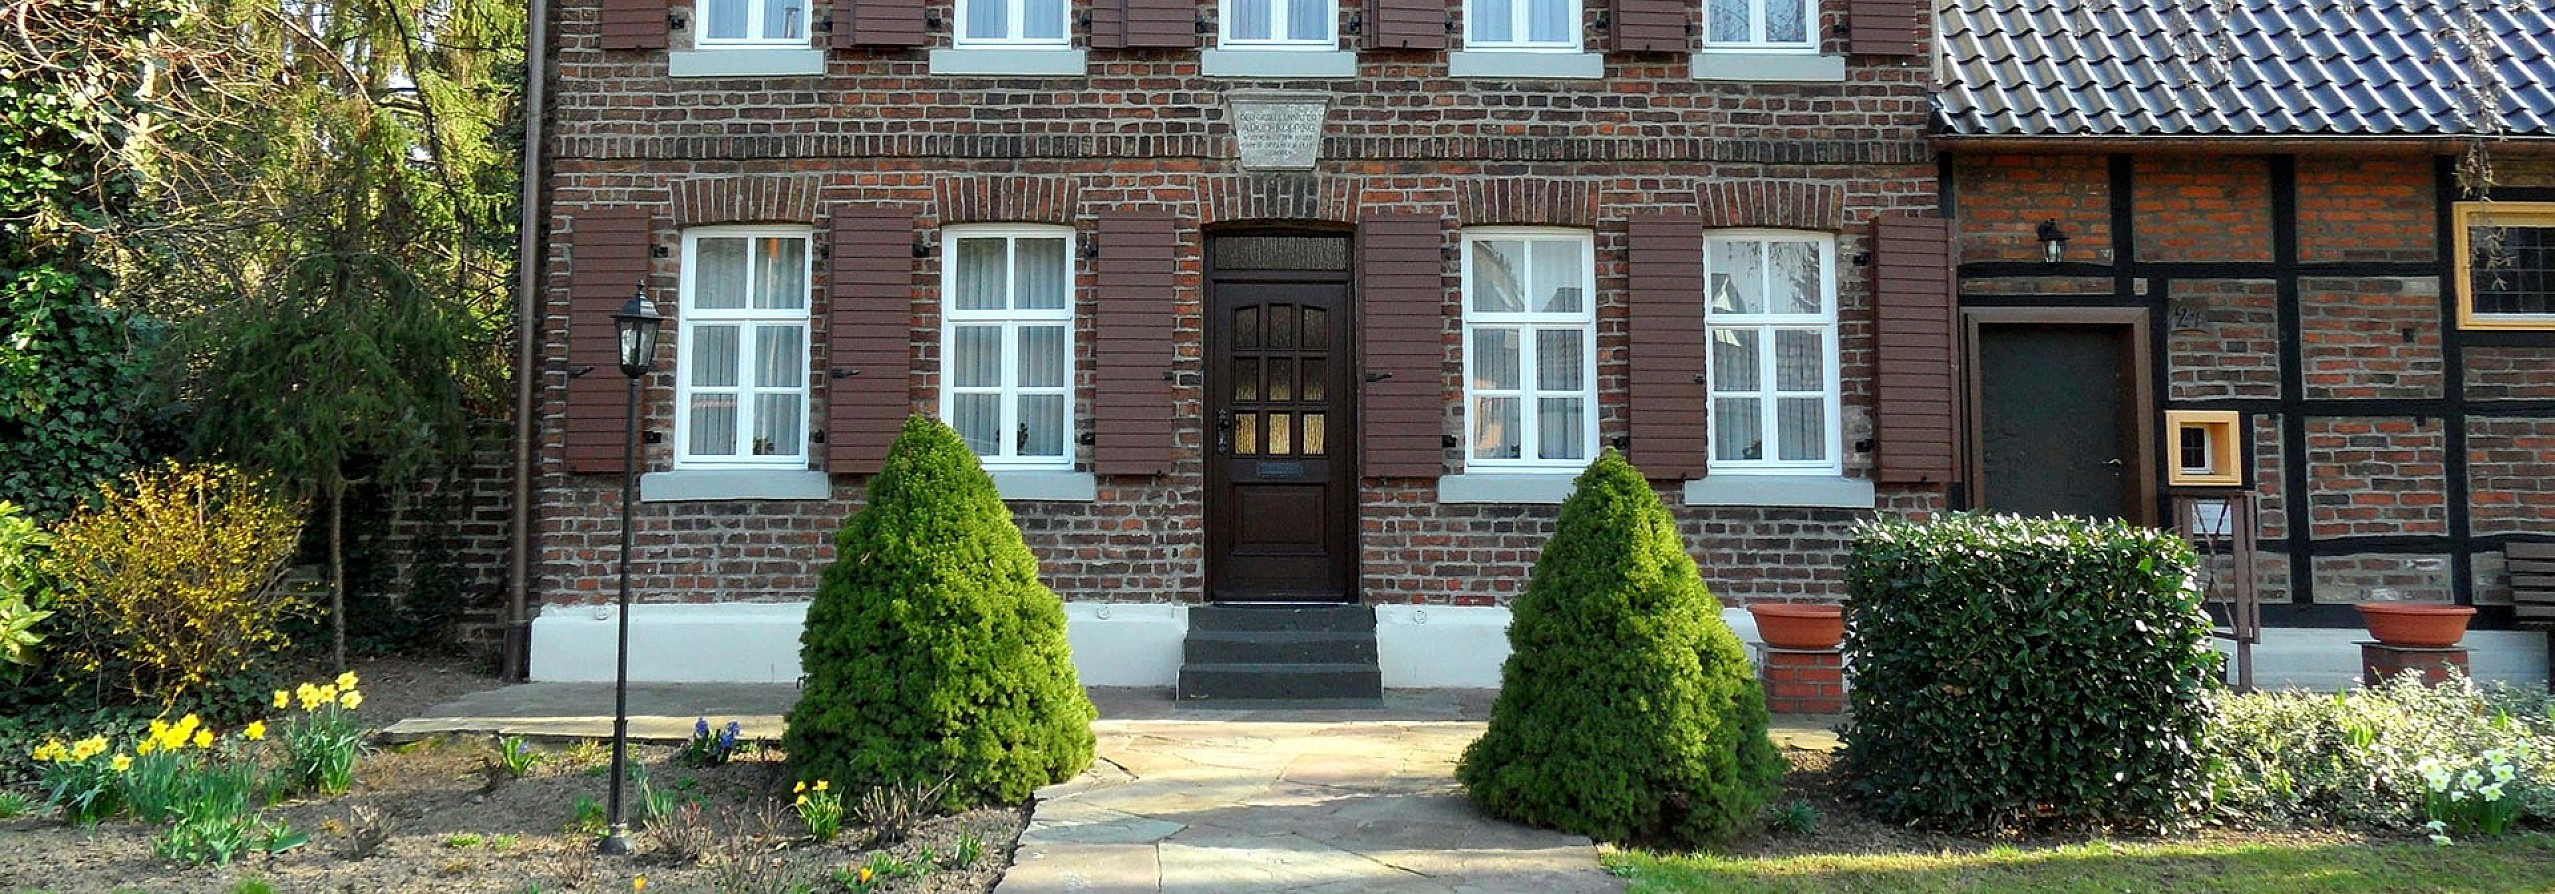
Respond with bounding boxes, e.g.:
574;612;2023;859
1269;305;1296;348
1303;308;1328;350
1302;413;1325;455
1269;358;1294;401
1019;325;1066;388
1715;397;1762;461
1474;396;1521;459
1472;328;1521;390
691;325;740;387
1535;329;1584;391
1234;412;1259;455
1268;412;1293;455
1300;363;1325;401
1235;306;1262;349
1537;397;1584;460
951;393;1000;455
1711;329;1759;391
1234;358;1261;401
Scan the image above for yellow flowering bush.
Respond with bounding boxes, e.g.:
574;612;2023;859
43;462;307;705
29;696;316;864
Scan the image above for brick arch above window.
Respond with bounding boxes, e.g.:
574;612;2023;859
1697;180;1849;232
934;176;1077;226
1198;174;1360;227
1455;179;1600;229
670;175;825;228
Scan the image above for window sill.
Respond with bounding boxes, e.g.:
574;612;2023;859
1447;50;1602;79
1689;51;1845;83
1200;48;1357;79
668;48;826;77
990;470;1099;502
929;48;1088;76
1438;472;1580;504
640;469;832;502
1682;474;1874;509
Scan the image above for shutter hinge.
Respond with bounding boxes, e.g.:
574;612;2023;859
1196;14;1214;34
669;11;688;29
652;245;671;259
912;238;933;258
812;18;831;32
1444;13;1460;33
1345;11;1362;34
811;430;827;444
829;368;859;379
1592;11;1608;30
1078;432;1098;445
926;11;945;30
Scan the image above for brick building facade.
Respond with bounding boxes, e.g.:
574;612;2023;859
523;0;1958;683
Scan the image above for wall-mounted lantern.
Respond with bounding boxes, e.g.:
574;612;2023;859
2036;219;2069;263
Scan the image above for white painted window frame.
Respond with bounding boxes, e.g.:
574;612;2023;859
695;0;811;46
1700;0;1815;51
1704;229;1842;475
1464;0;1582;51
675;226;815;470
952;0;1073;47
1460;228;1600;471
941;224;1078;471
1220;0;1338;48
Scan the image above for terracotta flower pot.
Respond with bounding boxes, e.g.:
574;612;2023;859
1748;603;1846;651
2356;603;2476;648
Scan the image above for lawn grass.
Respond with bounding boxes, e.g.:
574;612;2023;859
1608;833;2555;894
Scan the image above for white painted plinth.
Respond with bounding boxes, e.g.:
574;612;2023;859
528;600;1188;686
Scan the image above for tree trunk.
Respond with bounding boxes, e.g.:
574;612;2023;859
330;484;347;672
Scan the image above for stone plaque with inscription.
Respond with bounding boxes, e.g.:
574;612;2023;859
1225;90;1331;172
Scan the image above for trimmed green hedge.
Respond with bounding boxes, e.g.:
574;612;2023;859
1458;450;1783;848
783;416;1096;810
1841;513;2219;831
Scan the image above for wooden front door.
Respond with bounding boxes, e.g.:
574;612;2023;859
1205;236;1356;603
1973;322;2145;521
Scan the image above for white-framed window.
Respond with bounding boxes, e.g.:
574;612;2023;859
1223;0;1335;46
676;228;813;468
697;0;810;44
954;0;1070;46
941;226;1075;469
1466;0;1579;50
1704;0;1812;49
1463;229;1597;469
1705;230;1841;474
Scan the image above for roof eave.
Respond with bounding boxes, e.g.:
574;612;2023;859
1928;133;2555;154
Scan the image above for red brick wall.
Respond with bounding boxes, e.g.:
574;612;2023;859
1952;152;2110;267
2304;417;2449;538
2165;279;2279;401
2297;156;2436;263
2132;155;2274;263
2300;277;2446;401
2469;418;2555;537
530;3;1945;609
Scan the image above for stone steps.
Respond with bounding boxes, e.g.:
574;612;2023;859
1176;605;1383;705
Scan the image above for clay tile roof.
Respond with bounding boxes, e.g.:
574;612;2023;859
1935;0;2555;139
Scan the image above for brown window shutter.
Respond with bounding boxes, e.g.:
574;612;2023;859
1091;0;1197;48
1092;212;1180;476
826;207;918;475
1848;0;1924;56
1626;215;1709;480
1367;0;1449;50
598;0;669;49
1612;0;1690;53
1356;214;1449;478
831;0;928;47
564;208;654;473
1871;214;1956;484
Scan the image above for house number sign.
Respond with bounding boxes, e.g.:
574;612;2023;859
1226;90;1330;171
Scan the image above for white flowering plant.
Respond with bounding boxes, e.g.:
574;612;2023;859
2419;750;2526;837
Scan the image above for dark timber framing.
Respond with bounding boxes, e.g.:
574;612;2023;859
1950;151;2555;630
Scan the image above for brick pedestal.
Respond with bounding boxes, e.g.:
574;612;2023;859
2360;642;2469;686
1762;647;1847;715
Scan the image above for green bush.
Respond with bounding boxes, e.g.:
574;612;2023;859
1456;450;1783;849
783;416;1095;810
1841;513;2219;831
2210;671;2555;831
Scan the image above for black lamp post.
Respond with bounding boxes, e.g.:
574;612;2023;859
600;282;663;856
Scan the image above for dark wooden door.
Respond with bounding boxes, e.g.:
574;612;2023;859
1206;241;1356;603
1976;324;2138;520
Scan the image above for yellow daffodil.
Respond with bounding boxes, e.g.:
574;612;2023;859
192;729;213;750
340;690;363;710
795;795;809;807
858;867;875;884
813;780;828;792
70;736;109;762
793;781;807;793
30;741;64;762
633;878;646;892
135;740;156;757
336;670;359;689
110;753;132;772
274;689;290;709
244;720;267;741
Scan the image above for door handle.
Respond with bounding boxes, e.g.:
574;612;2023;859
1215;409;1235;456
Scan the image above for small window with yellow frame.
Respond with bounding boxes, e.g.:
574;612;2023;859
2167;410;2243;488
2455;201;2555;330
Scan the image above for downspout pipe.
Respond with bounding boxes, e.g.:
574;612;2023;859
505;0;552;682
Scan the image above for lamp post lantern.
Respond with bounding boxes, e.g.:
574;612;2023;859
600;282;663;856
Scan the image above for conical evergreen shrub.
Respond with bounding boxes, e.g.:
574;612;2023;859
783;415;1096;809
1455;449;1783;848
